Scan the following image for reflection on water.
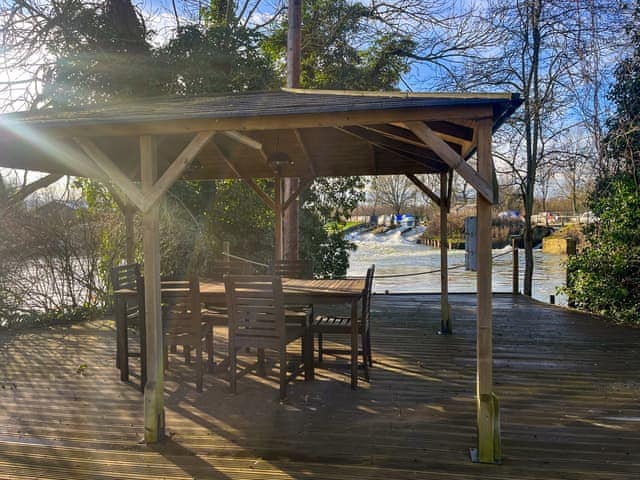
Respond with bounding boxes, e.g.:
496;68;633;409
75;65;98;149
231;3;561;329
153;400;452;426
347;229;568;304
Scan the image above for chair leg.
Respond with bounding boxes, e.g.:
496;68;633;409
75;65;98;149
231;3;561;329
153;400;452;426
361;332;370;382
184;345;191;364
196;344;203;392
318;333;323;362
140;315;147;391
367;329;373;367
279;346;287;400
257;348;266;377
163;344;169;373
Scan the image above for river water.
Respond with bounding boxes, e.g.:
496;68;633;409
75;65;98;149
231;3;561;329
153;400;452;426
346;227;568;304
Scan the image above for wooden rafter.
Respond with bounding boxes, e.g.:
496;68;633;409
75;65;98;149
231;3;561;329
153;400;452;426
222;130;271;166
403;121;495;204
334;126;443;173
223;130;263;150
343;125;459;158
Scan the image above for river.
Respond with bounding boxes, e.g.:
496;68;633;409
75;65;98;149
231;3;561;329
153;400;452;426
346;227;568;304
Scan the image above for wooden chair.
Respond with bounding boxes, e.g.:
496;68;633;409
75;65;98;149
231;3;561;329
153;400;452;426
202;261;257;367
270;259;314;322
312;265;375;380
162;277;210;392
224;275;311;399
111;263;146;389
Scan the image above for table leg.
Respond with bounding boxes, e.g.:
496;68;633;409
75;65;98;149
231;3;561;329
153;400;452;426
351;299;358;389
115;298;121;370
139;304;147;391
303;310;314;381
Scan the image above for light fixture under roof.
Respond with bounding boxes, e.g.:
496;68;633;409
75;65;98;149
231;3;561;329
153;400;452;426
267;152;294;174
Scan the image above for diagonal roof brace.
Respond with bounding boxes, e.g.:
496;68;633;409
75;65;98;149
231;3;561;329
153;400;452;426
403;121;495;204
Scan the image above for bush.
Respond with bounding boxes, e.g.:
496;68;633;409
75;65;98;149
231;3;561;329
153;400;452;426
563;174;640;325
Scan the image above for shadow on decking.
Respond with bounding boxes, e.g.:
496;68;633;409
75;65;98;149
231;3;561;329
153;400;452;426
0;294;639;479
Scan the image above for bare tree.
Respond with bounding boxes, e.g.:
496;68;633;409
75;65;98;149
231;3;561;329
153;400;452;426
456;0;627;296
370;175;417;216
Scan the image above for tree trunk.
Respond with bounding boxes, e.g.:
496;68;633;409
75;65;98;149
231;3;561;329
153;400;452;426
523;213;534;297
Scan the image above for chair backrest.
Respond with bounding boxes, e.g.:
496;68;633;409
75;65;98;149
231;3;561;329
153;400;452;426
111;263;141;291
362;265;375;322
270;260;313;279
162;277;201;342
224;275;285;348
209;260;256;279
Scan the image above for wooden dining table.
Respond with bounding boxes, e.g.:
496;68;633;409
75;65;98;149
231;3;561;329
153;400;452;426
113;277;367;390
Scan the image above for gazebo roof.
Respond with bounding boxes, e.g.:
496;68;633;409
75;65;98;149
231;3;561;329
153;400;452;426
0;88;520;180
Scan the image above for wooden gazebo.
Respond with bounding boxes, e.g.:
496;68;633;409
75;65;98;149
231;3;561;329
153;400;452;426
0;88;521;463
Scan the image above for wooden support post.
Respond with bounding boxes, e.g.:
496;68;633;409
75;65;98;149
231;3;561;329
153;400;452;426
140;135;165;443
475;119;500;463
440;172;452;334
283;177;299;260
275;176;283;261
512;237;519;295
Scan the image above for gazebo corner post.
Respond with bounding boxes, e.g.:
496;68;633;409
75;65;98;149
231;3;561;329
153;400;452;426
124;204;136;265
439;171;452;335
140;135;165;443
283;177;299;261
275;176;284;261
474;118;501;463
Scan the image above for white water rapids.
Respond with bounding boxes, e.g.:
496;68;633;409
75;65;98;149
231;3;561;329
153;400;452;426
346;227;568;304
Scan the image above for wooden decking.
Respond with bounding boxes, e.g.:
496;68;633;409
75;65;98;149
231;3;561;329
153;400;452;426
1;294;639;479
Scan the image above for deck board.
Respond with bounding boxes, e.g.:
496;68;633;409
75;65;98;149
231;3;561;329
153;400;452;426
0;294;639;479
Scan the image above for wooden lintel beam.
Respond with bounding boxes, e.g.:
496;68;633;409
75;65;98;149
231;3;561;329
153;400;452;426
143;131;215;210
35;104;495;138
404;121;495;204
362;124;427;148
283;176;313;211
406;174;440;207
6;173;62;207
293;129;317;177
211;141;276;211
74;137;146;211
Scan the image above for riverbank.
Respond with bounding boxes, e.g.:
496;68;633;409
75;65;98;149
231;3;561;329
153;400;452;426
347;229;568;304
